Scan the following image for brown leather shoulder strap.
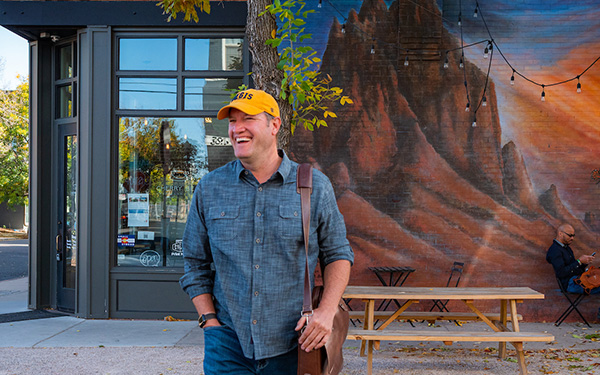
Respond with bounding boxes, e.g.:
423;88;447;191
297;163;313;316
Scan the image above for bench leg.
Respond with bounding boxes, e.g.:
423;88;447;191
367;340;374;375
513;342;528;375
499;300;507;358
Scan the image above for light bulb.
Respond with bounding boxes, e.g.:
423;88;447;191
370;45;375;54
541;88;546;102
472;118;477;127
510;71;515;85
443;54;449;69
318;0;322;8
458;14;462;26
341;24;346;34
482;96;487;107
577;78;582;93
404;56;409;66
459;56;464;68
473;7;478;17
483;46;489;59
465;102;470;112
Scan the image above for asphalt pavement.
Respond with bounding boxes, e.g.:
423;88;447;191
0;239;28;281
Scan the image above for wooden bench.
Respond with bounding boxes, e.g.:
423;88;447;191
347;329;554;374
348;310;523;323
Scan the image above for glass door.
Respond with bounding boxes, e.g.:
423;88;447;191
56;124;78;312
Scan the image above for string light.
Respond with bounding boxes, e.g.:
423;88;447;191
318;0;322;8
483;45;489;59
465;102;470;112
320;0;600;119
541;85;546;102
472;115;477;127
341;23;346;34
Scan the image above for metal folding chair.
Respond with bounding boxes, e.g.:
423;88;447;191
430;261;464;312
554;276;590;327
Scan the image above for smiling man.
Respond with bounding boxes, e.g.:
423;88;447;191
180;89;353;375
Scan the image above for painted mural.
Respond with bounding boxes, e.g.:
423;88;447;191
288;0;600;321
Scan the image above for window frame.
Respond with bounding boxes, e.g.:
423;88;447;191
112;28;248;270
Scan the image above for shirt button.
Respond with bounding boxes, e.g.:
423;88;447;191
220;212;225;217
256;212;261;217
254;291;259;296
245;171;249;175
294;211;298;217
255;238;260;244
253;320;258;325
254;264;260;269
258;187;263;192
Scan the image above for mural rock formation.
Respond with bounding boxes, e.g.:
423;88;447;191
290;0;598;320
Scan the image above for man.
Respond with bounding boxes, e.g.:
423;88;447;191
546;223;599;304
180;89;354;374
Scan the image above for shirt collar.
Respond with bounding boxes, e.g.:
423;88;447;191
234;149;292;183
554;239;567;248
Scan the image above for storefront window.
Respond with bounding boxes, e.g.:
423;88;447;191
119;78;177;110
117;117;234;267
119;38;177;71
115;32;245;268
185;38;244;71
184;77;243;110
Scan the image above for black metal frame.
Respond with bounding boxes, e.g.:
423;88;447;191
554;276;590;327
430;261;464;313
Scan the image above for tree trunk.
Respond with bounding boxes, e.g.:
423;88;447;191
246;0;292;151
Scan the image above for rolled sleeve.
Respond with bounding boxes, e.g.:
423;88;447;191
314;172;354;267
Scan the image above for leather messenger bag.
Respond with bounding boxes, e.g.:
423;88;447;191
296;163;349;375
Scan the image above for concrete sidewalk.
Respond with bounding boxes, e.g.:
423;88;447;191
1;277;599;374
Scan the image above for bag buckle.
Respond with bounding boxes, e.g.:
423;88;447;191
300;310;313;332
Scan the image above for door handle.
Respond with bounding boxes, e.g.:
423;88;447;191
56;234;62;261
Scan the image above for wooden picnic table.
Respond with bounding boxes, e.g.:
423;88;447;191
343;286;554;375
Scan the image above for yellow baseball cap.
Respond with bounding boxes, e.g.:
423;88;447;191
217;89;280;120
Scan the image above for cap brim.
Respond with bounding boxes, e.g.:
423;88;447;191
217;102;265;120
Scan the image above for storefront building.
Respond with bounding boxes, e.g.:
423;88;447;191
1;0;248;319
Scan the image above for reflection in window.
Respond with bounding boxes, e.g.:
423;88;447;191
119;78;177;110
58;45;73;79
119;38;177;71
58;85;73;118
184;78;243;110
117;117;235;267
185;38;244;71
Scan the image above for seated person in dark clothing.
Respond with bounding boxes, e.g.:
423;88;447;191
546;223;600;319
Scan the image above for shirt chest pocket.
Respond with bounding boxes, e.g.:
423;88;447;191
278;205;303;240
207;207;240;241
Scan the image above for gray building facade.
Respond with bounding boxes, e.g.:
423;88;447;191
1;0;248;319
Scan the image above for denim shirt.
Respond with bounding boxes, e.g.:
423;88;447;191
180;151;354;360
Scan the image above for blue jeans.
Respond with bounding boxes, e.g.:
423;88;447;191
567;276;600;294
203;325;298;375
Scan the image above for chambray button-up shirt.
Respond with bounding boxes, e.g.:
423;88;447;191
180;151;353;360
